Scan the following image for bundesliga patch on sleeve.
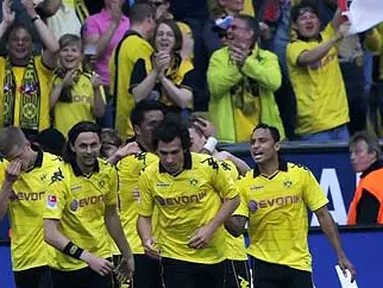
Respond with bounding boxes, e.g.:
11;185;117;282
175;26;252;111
47;195;58;209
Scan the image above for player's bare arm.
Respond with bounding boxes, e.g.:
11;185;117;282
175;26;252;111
44;219;114;276
224;215;247;237
315;205;357;282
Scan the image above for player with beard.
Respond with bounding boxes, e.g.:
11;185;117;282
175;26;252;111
43;121;134;288
225;123;356;288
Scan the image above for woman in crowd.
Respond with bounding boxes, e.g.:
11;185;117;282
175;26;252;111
129;19;195;115
50;34;105;138
83;0;130;127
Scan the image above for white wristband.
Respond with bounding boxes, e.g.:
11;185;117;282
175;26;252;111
202;137;218;154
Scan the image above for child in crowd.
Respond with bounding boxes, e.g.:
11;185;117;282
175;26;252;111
50;34;106;138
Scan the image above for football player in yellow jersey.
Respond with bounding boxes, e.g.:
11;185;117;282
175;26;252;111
43;122;134;288
188;118;250;288
0;127;62;288
137;115;240;288
116;100;164;288
225;123;356;288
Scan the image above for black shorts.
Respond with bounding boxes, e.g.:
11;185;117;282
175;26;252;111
127;254;162;288
161;257;225;288
50;266;113;288
251;257;313;288
14;265;53;288
224;260;250;288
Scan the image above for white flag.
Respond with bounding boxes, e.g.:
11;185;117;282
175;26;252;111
346;0;383;34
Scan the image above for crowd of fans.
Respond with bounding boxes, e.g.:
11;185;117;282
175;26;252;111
1;0;383;146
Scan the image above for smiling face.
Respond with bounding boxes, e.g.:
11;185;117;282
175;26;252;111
8;27;33;63
293;10;321;39
71;132;101;168
154;22;176;53
59;42;83;70
227;18;253;48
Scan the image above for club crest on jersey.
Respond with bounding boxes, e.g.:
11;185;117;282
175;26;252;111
283;180;293;188
189;178;198;186
47;195;57;209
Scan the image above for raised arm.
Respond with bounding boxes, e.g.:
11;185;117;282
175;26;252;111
22;0;59;68
83;2;122;59
296;22;351;66
0;0;15;40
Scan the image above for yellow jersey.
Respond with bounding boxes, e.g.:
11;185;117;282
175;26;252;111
117;152;158;254
219;160;247;261
4;150;62;271
109;31;154;140
286;24;349;135
138;152;239;264
235;160;328;271
52;70;105;138
0;56;53;131
43;158;118;271
129;54;195;109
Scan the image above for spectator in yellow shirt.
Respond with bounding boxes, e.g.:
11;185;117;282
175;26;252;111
286;2;351;141
50;34;105;138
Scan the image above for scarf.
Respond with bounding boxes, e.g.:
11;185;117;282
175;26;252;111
229;48;259;116
4;57;41;130
74;0;89;24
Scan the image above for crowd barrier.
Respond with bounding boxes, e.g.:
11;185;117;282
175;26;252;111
0;141;381;287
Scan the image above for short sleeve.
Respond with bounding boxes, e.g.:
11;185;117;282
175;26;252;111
105;167;118;206
180;68;196;92
137;170;154;217
83;16;101;36
129;58;148;93
232;184;249;218
321;23;336;41
302;169;329;212
43;167;68;220
207;157;239;200
36;56;54;76
286;41;310;67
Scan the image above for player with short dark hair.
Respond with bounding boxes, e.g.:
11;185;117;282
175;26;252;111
43;121;134;288
225;123;356;288
117;100;164;288
137;115;240;288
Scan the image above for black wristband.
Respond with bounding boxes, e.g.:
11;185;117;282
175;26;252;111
63;241;84;259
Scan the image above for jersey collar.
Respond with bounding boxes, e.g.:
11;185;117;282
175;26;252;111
159;152;192;175
360;159;383;179
253;158;288;178
70;158;100;177
25;145;43;173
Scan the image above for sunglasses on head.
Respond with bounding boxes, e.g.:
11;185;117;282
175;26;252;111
150;1;164;7
297;7;317;17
